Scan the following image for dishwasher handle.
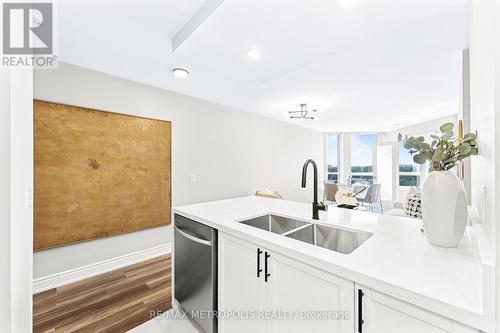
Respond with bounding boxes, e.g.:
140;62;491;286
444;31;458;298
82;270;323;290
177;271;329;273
174;226;212;246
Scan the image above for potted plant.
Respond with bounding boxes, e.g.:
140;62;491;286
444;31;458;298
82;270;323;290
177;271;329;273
399;122;478;247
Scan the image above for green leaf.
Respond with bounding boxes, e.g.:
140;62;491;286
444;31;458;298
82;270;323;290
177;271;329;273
458;143;472;155
432;149;444;161
416;136;425;142
458;153;471;160
471;147;479;155
441;131;453;140
421;143;430;150
413;153;428;164
431;134;440;140
431;140;437;148
440;122;454;133
463;133;476;141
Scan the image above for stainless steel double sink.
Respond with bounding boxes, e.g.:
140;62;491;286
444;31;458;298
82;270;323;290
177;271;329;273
239;214;372;254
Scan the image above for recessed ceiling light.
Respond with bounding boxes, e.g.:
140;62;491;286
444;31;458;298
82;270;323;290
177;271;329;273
172;68;189;78
247;49;261;60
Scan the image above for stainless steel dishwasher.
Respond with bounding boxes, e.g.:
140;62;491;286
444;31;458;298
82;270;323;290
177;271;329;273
174;214;217;333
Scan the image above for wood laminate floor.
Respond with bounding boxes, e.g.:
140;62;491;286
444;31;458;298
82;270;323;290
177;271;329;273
33;254;172;333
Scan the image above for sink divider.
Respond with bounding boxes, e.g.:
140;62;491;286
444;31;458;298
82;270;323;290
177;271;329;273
281;223;311;237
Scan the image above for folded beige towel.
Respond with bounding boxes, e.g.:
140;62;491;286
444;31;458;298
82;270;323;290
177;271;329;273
255;188;283;199
335;192;358;206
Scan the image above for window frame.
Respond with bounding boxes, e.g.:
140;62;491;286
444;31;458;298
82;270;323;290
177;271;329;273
324;133;341;183
324;132;381;185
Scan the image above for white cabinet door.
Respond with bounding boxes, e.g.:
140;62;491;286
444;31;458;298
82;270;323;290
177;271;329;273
267;252;355;333
218;233;266;333
357;286;479;333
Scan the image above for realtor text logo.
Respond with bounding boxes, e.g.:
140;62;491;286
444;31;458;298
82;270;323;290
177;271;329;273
2;2;57;68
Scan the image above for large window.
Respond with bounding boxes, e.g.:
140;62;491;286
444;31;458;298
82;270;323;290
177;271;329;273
399;141;421;187
326;134;340;183
351;134;377;184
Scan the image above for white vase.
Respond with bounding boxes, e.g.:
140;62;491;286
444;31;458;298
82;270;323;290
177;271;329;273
421;170;467;247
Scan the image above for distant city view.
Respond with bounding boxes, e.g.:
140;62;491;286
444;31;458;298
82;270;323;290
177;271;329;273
399;164;418;172
399;164;420;187
327;164;420;187
399;142;421;187
327;166;338;173
327;134;421;188
327;165;375;184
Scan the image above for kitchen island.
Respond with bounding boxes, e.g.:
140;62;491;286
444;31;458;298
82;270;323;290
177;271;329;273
173;196;494;333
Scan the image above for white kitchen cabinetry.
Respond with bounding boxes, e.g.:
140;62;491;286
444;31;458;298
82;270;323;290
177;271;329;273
355;285;479;333
218;233;267;333
218;231;480;333
267;251;355;333
218;232;355;333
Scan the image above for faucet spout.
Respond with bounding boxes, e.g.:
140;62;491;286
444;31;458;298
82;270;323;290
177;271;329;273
301;159;326;220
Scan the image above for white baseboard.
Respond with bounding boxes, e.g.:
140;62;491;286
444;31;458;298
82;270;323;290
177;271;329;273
33;243;171;294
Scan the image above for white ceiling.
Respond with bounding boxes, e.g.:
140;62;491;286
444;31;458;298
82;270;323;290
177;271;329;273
58;0;469;132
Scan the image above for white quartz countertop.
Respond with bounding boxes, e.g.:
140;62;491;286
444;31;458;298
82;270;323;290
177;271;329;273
173;196;494;331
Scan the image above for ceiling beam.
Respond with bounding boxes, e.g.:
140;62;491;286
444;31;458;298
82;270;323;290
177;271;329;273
172;0;225;52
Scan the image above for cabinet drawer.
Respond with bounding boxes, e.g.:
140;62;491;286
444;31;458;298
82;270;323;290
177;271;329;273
356;285;479;333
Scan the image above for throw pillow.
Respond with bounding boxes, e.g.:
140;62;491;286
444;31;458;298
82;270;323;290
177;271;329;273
404;188;422;219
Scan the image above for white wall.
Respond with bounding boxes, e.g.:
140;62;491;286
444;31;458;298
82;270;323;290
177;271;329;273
469;0;498;327
0;68;34;333
469;0;496;246
459;49;472;205
11;69;34;333
33;62;323;279
496;0;500;329
384;115;458;142
0;67;12;333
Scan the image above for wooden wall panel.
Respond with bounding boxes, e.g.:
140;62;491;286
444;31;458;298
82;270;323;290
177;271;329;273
34;100;171;251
